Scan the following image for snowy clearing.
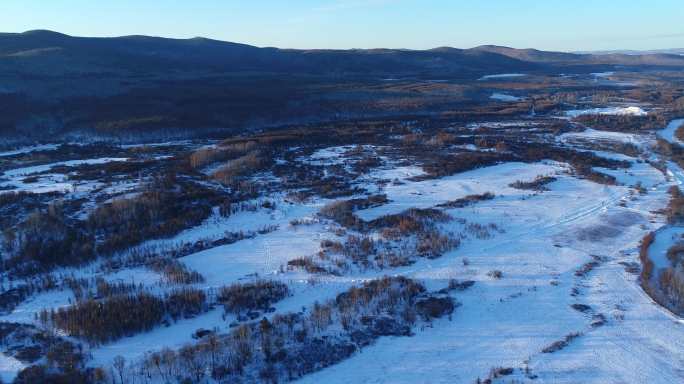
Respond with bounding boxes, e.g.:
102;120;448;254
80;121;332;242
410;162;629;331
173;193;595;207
0;144;59;157
565;106;647;117
558;128;649;148
490;93;523;102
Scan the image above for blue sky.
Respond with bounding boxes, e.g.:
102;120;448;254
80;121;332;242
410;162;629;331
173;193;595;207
2;0;683;51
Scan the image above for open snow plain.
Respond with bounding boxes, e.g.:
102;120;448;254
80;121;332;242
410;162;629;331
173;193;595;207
0;110;683;383
299;129;683;383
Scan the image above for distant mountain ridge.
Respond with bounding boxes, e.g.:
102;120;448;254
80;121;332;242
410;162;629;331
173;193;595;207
2;30;684;143
2;30;684;79
575;48;684;55
0;30;536;77
469;45;583;63
471;44;684;66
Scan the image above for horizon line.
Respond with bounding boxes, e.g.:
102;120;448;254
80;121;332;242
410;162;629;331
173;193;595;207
6;29;684;54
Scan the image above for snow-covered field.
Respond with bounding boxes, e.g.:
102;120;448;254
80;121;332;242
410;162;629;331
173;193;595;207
297;151;679;383
490;92;523;102
565;106;647;118
297;127;682;384
591;71;615;78
0;157;130;195
558;127;648;148
479;73;528;81
1;116;683;383
355;161;563;221
467;121;540;130
0;354;24;383
0;144;58;157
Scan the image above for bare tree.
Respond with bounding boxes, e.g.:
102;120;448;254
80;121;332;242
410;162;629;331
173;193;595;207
204;332;221;377
112;355;126;384
180;345;206;383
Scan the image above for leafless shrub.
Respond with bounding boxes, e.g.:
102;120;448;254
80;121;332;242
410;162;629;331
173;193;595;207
666;186;684;223
218;280;289;315
288;257;329;274
213;151;267;185
466;223;502;239
487;270;503;279
149;258;205;285
575;260;600;278
436;192;495;208
447;279;475;291
541;332;581;353
488;366;515;380
509;175;557;191
667;243;684;265
133;276;450;383
319;194;388;229
639;232;656;286
189;141;258;169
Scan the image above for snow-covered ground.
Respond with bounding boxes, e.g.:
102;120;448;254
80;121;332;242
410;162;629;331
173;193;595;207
2;157;128;178
90;308;229;366
558;128;648;148
119;140;194;149
565;106;647;117
467;121;540;130
490;92;523;102
2;117;684;382
300;145;382;166
0;354;25;383
299;147;680;383
356;161;564;221
594;162;664;189
295;123;682;383
0;144;58;157
591;71;615;78
181;222;326;287
0;157;129;195
656;118;684;146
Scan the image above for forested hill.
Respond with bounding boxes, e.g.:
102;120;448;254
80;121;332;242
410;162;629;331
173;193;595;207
1;30;684;142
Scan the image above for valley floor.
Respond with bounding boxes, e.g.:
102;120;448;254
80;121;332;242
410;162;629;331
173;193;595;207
0;111;683;383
